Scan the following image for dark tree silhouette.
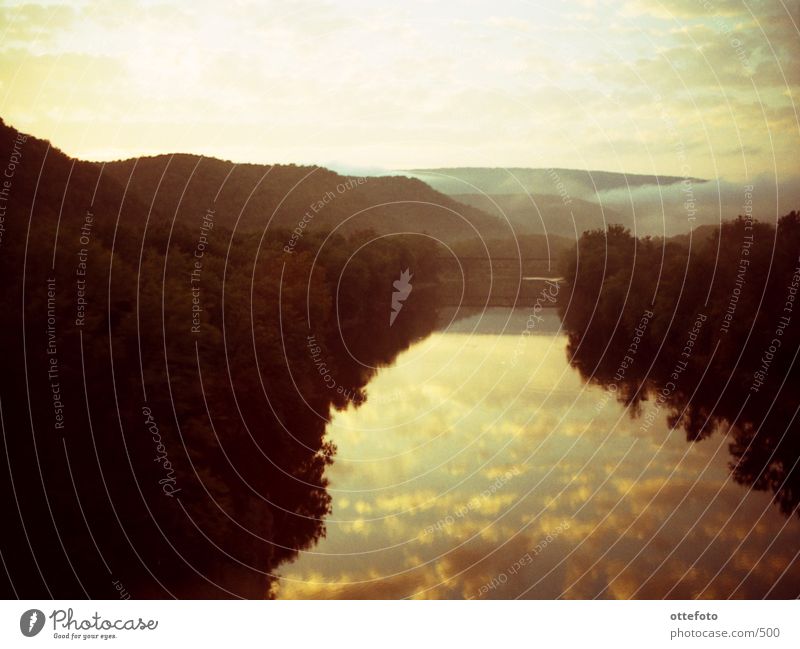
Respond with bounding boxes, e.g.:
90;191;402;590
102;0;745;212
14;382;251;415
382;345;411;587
560;213;800;517
0;118;441;599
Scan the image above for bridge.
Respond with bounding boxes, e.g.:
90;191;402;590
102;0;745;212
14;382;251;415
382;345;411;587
435;257;566;307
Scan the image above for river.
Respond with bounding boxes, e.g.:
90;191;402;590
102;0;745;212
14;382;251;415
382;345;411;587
276;307;800;598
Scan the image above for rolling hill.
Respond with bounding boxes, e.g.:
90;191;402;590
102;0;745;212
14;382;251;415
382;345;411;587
102;155;516;242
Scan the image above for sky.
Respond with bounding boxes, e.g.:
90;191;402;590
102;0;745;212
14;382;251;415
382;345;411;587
0;0;798;181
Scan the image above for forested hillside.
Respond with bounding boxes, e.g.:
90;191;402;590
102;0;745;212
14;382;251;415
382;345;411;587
560;215;800;516
104;155;513;240
0;118;442;598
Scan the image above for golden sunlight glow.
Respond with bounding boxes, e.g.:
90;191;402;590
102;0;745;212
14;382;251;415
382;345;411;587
1;0;798;179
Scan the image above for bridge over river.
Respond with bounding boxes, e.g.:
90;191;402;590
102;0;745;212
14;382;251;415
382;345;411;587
435;256;566;307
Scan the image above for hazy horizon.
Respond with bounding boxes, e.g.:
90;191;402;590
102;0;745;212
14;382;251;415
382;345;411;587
1;0;797;182
5;111;800;193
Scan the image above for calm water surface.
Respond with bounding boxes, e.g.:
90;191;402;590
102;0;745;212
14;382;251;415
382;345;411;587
277;308;800;598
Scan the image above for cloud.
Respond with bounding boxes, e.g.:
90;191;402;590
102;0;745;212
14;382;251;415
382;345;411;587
0;0;796;178
596;174;800;235
624;0;776;19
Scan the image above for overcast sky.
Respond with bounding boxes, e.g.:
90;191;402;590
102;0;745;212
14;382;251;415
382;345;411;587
0;0;797;180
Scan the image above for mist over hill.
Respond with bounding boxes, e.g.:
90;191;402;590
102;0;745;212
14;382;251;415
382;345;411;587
449;192;624;239
404;167;703;198
406;167;800;238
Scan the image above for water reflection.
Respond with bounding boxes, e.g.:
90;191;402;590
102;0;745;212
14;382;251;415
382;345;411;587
560;215;800;520
277;307;800;599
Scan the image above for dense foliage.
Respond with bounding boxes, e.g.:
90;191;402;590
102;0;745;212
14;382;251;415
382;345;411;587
560;214;800;516
0;119;441;598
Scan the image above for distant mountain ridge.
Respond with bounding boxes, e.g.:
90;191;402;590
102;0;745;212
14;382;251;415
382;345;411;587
400;167;780;238
1;116;744;244
404;167;707;201
0;117;521;246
